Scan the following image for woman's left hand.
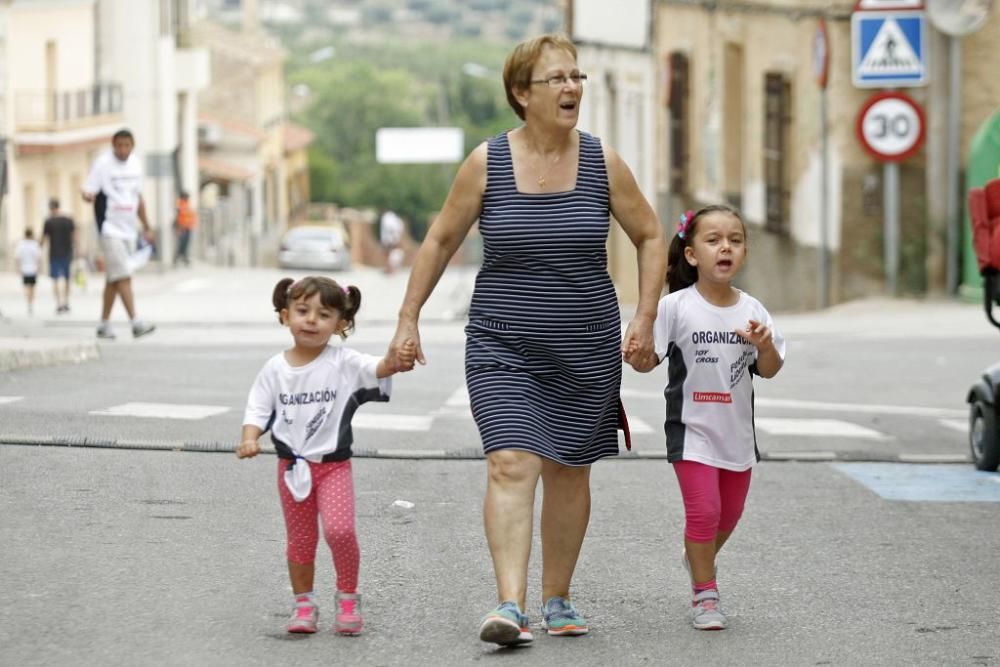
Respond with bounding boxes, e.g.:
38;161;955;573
622;316;656;371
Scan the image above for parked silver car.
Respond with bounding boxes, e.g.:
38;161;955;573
277;225;351;271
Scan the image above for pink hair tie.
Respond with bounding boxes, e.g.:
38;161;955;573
342;286;350;295
677;210;695;239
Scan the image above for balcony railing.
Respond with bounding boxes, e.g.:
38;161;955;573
14;83;123;132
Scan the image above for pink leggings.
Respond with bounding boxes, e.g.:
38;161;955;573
672;460;752;543
278;459;359;593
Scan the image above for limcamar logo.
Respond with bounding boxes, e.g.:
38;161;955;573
693;392;732;403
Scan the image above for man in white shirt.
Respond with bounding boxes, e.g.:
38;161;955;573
82;129;156;339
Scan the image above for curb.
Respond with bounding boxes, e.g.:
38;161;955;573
0;436;972;464
0;339;100;373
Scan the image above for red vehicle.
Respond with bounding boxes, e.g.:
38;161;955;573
966;178;1000;471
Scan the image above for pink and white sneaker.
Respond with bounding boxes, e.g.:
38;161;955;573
335;591;363;635
287;599;318;634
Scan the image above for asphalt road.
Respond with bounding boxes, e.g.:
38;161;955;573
2;445;999;666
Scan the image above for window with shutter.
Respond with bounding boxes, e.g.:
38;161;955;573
763;72;791;234
668;52;690;197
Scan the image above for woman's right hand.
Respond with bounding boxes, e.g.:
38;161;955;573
389;318;425;371
236;440;261;459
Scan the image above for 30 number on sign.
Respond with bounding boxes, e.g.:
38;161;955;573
856;92;926;162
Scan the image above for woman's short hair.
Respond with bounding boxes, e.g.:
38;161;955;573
503;33;577;121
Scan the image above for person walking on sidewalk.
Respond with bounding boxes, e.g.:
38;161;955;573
237;276;415;636
81;128;156;339
14;228;42;316
173;191;197;266
632;205;785;631
41;198;76;313
387;33;666;646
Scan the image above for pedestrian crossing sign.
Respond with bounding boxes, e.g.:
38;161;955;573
852;11;927;87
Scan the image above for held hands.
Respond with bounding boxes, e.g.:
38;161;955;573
621;316;658;373
735;319;775;351
388;320;425;372
236;439;261;459
385;339;417;374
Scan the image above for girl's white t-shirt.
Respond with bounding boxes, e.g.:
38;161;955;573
15;239;42;275
653;285;786;471
243;345;391;463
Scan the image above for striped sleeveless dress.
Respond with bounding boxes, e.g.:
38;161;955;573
464;130;622;466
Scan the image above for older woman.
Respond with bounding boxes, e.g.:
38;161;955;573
388;33;666;646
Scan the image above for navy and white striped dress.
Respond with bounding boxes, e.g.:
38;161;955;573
464;130;622;466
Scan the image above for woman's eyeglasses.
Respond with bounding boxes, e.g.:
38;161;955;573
529;73;588;88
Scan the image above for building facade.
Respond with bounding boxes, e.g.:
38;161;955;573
0;0;208;270
654;0;1000;310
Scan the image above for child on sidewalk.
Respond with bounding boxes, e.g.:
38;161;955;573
630;205;785;631
14;229;42;316
236;276;415;635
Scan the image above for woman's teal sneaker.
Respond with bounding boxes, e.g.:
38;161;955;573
540;596;589;636
479;601;533;646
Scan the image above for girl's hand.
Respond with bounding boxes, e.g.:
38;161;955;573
236;439;261;459
622;316;656;372
735;319;775;351
389;320;425;370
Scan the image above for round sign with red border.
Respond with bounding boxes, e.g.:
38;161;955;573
856;91;926;162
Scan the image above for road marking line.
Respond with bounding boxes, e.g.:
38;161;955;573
445;385;470;407
757;398;964;419
374;449;447;458
0;396;24;405
832;462;1000;502
897;453;970;463
89;402;230;420
620;390;965;419
352;414;433;431
627;416;654;434
756;418;891;440
765;451;837;460
938;419;967;433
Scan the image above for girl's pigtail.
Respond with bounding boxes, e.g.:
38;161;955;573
667;210;698;293
339;285;361;338
272;277;295;323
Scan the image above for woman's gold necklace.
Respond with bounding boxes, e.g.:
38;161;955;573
535;151;561;189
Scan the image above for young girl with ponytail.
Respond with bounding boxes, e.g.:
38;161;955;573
236;276;415;636
632;206;786;630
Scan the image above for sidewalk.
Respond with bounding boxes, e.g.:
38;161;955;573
0;262;477;370
1;261;993;371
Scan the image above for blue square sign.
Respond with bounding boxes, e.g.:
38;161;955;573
852;11;928;88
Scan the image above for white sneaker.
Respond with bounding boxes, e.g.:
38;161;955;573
691;589;727;630
96;325;116;339
132;322;156;338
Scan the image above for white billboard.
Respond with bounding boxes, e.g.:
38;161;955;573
375;127;465;164
572;0;651;50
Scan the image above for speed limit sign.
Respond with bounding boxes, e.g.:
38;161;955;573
856;92;926;162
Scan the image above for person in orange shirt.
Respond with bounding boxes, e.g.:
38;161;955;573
173;191;198;266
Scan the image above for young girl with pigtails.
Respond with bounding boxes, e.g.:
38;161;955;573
236;276;415;635
630;205;785;630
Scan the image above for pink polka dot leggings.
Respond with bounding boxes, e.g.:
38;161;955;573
277;459;359;593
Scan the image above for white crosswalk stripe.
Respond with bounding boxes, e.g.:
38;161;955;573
89;402;230;420
0;396;24;405
352;413;433;431
755;418;891;440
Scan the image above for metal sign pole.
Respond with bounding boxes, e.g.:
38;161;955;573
820;88;830;308
885;161;900;295
945;34;961;293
